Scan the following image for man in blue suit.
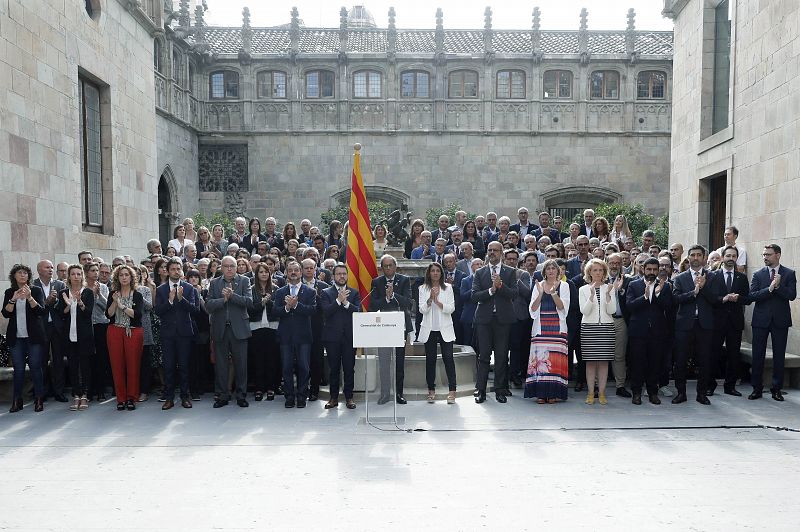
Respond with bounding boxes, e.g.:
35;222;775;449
626;258;673;405
320;264;360;409
442;253;466;344
748;244;797;401
154;258;199;410
272;261;317;408
459;258;483;350
672;245;715;405
566;235;591;279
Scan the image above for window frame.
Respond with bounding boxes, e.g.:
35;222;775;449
304;69;335;99
79;77;103;230
589;70;621;100
209;70;240;100
447;69;479;99
636;71;667;100
543;70;573;99
495;69;526;99
352;70;382;99
256;70;288;99
400;70;431;99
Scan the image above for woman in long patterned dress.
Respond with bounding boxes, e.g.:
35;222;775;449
525;259;571;404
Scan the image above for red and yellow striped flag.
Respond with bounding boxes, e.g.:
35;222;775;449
346;143;378;310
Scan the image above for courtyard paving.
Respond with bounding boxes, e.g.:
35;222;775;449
1;387;799;531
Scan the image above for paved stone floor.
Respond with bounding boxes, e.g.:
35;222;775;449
1;388;799;531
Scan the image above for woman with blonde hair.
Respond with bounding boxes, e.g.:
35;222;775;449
106;265;145;411
578;258;621;405
182;217;198;242
610;214;633;248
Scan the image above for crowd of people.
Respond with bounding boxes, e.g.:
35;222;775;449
1;208;796;414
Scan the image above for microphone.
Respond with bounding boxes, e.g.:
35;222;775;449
360;286;376;308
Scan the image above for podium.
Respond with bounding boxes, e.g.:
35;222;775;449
353;311;406;428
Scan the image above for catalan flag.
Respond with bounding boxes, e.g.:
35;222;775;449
346;143;378;310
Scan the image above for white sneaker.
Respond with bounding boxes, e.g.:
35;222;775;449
659;386;674;397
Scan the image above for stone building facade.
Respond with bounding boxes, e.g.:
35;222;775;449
0;0;160;289
152;4;674;238
664;0;800;352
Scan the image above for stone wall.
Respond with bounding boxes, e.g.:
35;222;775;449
666;0;800;352
0;0;157;289
156;114;200;221
197;132;671;225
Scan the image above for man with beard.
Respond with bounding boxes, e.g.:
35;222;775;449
748;244;797;401
656;256;677;397
672;245;715;405
320;264;360;409
272;261;317;408
626;258;673;405
300;258;329;402
708;246;751;397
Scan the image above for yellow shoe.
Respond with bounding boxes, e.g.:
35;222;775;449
598;393;607;405
585;391;595;405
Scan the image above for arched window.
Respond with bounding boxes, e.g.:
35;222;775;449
448;70;478;98
496;70;525;99
153;40;162;73
353;70;382;98
257;71;287;98
305;70;335;98
172;50;182;86
209;71;239;99
637;71;666;99
590;70;620;99
400;70;430;98
543;70;573;99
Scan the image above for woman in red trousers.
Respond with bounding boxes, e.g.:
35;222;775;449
106;265;144;411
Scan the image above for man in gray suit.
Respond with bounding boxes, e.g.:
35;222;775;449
205;256;252;408
34;260;68;402
471;241;518;403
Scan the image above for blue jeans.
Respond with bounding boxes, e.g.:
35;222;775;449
280;343;310;401
11;339;45;399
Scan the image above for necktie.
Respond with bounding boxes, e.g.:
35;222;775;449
770;269;776;282
726;271;732;292
291;285;297;297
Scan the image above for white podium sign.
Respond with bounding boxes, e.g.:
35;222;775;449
353;311;405;348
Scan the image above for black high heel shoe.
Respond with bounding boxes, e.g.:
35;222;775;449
125;399;136;411
9;397;23;413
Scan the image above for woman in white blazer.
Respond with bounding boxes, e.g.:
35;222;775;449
578;258;621;405
418;262;457;404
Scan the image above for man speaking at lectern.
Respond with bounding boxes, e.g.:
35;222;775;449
370;254;413;404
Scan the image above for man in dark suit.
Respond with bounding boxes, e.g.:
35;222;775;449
370;254;414;404
510;207;538;239
442;253;466;344
34;260;68;402
708;245;751;396
154;258;199;410
471;241;518;403
748;243;797;401
271;261;317;408
301;258;329;402
552;215;571;243
431;215;452;245
320;264;360;409
626;258;673;405
511;250;539;387
582;209;595;238
533;212;561;243
205;256;253;408
566;235;591;279
459;259;483;350
672;245;715;405
424;238;448;264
